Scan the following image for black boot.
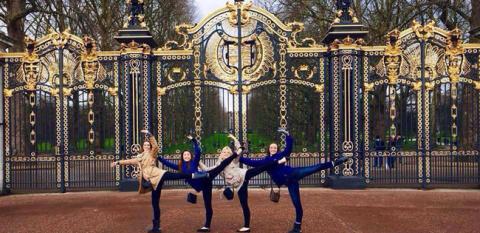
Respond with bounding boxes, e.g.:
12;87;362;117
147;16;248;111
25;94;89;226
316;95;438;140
288;223;301;233
148;220;161;233
333;155;349;166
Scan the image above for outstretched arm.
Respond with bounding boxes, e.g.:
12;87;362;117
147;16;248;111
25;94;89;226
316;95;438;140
157;156;179;170
110;156;141;167
190;136;202;166
274;134;293;159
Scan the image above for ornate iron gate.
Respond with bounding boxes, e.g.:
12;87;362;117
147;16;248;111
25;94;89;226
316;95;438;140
1;1;479;193
363;24;480;187
2;33;121;192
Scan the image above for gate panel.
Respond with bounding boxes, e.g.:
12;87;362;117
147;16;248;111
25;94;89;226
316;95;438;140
246;84;280;186
3;43;61;192
363;31;423;187
8;90;57;191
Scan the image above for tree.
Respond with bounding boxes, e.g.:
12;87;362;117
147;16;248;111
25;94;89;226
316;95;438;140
259;0;477;44
0;0;196;50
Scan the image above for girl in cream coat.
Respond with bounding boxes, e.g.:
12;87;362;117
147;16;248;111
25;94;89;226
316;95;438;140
111;130;207;233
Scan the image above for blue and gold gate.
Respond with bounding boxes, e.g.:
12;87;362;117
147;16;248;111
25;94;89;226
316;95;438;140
363;23;480;187
1;32;121;192
1;0;479;193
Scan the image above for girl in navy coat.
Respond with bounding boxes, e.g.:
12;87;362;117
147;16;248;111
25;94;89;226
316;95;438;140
157;135;242;232
239;129;348;233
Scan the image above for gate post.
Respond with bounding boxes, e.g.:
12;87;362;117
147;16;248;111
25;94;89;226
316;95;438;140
0;33;14;195
115;0;157;191
323;0;368;188
0;55;3;195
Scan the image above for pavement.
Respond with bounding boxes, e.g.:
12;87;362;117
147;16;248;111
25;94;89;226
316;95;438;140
0;188;479;233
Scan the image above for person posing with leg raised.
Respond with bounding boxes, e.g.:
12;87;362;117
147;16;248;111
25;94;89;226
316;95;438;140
111;130;208;233
200;134;288;233
239;128;349;233
157;135;237;232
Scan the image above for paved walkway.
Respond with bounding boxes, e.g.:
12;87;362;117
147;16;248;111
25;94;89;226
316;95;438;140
1;188;479;233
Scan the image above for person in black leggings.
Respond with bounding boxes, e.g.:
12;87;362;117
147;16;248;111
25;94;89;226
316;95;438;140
239;129;348;233
158;135;242;232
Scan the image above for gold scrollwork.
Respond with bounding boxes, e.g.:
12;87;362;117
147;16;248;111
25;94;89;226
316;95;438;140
120;40;151;54
292;64;317;80
3;88;13;97
445;28;465;84
330;36;364;49
411;81;435;91
287;22;317;48
48;28;71;48
411;20;435;41
473;80;480;90
108;86;118;96
49;87;72;97
63;87;72;96
163;24;194;50
229;85;238;94
348;8;359;23
20;37;41;91
226;0;253;26
384;29;401;85
333;9;342;24
80;36;106;89
242;85;251;94
157;86;166;96
167;67;187;83
315;84;324;93
425;81;435;91
364;82;374;92
205;31;274;83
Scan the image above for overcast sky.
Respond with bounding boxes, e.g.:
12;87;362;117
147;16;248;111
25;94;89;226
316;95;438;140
194;0;259;22
194;0;229;21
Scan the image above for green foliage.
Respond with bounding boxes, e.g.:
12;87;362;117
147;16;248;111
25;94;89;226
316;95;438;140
401;139;417;151
36;142;54;153
76;139;87;151
103;137;115;150
200;133;230;153
247;132;273;153
163;133;230;154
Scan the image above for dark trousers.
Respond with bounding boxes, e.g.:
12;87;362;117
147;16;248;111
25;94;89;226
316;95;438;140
286;161;334;224
200;153;238;227
202;181;213;227
151;172;192;221
237;160;279;227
